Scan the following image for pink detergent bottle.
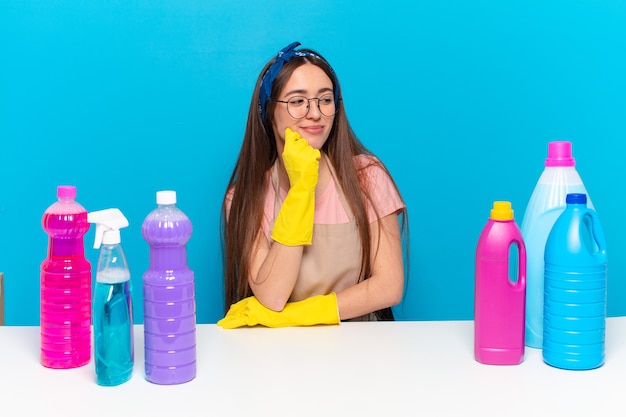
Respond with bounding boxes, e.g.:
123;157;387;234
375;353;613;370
40;185;92;368
474;201;527;365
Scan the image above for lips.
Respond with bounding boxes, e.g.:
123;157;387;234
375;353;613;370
300;125;325;135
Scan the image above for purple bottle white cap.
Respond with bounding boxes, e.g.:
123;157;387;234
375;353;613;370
57;185;76;199
545;141;575;167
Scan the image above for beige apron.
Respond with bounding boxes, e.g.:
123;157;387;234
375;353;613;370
270;156;378;321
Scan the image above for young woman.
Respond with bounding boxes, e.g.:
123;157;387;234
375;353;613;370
218;42;408;327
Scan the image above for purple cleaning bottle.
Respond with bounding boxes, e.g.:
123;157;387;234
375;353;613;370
40;185;92;368
474;201;527;365
142;190;197;384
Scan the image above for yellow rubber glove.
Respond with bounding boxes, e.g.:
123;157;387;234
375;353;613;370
271;128;321;246
217;293;340;329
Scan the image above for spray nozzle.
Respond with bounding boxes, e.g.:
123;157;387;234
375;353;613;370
87;208;129;249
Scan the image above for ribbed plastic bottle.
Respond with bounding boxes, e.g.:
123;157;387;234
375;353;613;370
543;193;607;370
521;141;593;349
142;190;197;385
88;208;134;386
40;185;92;368
474;201;527;365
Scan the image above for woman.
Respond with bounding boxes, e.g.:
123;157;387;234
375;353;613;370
218;42;408;328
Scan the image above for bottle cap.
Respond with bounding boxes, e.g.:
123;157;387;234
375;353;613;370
156;190;177;205
102;229;121;245
566;193;587;205
490;201;514;221
545;141;576;167
57;185;76;199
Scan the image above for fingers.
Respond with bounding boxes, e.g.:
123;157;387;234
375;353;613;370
284;128;320;160
217;307;252;328
285;127;301;143
217;296;263;328
217;298;250;328
217;315;249;329
225;298;249;315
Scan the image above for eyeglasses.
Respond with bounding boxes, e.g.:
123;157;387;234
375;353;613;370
275;93;337;119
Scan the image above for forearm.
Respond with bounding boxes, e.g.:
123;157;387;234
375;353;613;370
250;128;319;310
337;213;405;320
249;241;304;311
335;271;404;320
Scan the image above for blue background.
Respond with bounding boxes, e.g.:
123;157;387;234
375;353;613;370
1;1;625;325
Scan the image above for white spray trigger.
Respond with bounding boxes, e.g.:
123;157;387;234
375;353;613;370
87;208;129;249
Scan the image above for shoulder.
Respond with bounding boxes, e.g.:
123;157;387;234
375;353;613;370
224;170;274;217
224;186;234;219
352;154;405;222
353;154;392;190
225;186;235;203
354;153;381;170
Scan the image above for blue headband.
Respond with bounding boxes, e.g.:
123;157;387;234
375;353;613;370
259;41;339;125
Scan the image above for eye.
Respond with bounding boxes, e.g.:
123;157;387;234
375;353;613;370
288;97;307;107
319;96;334;106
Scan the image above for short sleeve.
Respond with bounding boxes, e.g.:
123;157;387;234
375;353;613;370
224;187;234;221
356;155;405;223
226;174;275;241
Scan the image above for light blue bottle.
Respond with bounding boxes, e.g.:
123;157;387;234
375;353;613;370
543;193;607;370
88;208;134;386
520;141;593;348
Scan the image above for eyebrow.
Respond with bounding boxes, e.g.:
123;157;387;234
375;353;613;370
283;86;333;97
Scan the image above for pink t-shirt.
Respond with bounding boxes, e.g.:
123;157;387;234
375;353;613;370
261;154;405;238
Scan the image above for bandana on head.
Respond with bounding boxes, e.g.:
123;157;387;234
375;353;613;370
258;41;338;126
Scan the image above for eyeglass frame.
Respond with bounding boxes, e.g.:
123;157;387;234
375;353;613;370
275;93;339;119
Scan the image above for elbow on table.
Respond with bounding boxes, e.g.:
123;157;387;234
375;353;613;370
388;286;403;308
257;294;288;313
387;276;405;307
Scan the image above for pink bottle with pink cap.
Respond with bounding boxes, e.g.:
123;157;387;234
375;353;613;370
40;185;92;368
474;201;526;365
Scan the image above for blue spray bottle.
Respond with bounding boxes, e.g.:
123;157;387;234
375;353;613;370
88;208;134;386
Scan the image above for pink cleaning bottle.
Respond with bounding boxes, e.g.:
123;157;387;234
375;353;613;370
474;201;527;365
40;185;92;368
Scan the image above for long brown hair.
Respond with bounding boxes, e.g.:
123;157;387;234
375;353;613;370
221;48;409;318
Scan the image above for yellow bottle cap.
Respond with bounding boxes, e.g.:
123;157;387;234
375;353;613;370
490;201;514;221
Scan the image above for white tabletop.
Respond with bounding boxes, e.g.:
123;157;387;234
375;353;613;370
2;318;625;416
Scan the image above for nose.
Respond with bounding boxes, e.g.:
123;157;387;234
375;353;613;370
306;98;322;119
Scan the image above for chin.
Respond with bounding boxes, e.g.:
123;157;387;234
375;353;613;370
305;136;328;150
310;142;325;150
